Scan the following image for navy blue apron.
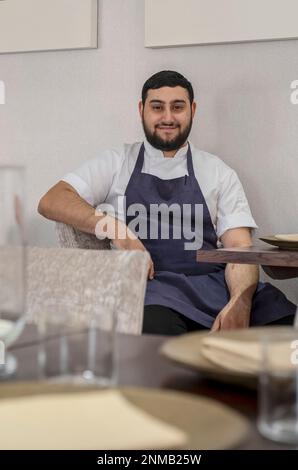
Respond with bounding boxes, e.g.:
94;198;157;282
125;143;296;328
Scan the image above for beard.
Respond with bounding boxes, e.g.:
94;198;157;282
142;115;193;152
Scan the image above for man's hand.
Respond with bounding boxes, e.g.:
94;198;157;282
95;213;154;280
211;295;251;332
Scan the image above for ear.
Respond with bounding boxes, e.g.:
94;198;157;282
138;101;144;119
191;101;197;118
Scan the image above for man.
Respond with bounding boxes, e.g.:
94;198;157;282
38;70;296;335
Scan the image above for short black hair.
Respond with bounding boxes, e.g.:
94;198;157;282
141;70;194;105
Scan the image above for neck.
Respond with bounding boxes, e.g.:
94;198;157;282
162;141;188;158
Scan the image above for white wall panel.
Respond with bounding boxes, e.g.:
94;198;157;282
145;0;298;47
0;0;97;53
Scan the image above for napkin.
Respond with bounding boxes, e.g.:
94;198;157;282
201;336;297;374
0;389;187;450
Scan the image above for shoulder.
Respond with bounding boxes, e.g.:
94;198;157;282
92;144;127;169
190;143;235;183
122;141;143;172
123;141;143;160
123;141;142;154
69;144;131;178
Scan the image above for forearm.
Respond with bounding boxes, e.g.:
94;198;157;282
38;182;103;235
225;263;259;305
211;228;259;330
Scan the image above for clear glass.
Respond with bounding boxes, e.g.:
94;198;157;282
37;300;117;387
0;166;26;377
257;327;298;445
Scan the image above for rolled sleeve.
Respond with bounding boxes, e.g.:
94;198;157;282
216;170;258;239
61;147;124;208
62;173;95;206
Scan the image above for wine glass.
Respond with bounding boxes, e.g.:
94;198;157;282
0;166;26;377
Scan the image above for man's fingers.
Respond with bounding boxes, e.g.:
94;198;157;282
150;262;155;279
148;259;154;280
211;316;220;332
147;255;154;280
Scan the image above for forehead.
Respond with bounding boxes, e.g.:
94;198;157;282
146;86;189;102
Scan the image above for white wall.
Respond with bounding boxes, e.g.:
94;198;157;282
0;0;297;302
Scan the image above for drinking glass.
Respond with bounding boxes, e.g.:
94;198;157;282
0;166;26;377
37;299;117;387
257;327;298;444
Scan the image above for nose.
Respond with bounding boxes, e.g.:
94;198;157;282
161;106;174;124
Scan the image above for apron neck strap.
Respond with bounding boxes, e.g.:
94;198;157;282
186;143;195;178
134;142;145;172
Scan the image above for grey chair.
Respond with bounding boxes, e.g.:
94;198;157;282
55;222;110;250
27;246;149;334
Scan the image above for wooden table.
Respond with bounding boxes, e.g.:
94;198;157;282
5;325;296;450
197;245;298;279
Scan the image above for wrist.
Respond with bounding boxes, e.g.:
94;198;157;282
82;211;104;237
94;213;137;241
230;292;253;309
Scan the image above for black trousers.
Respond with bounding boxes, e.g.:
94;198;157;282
142;304;295;336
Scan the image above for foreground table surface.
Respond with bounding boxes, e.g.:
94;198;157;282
4;325;295;450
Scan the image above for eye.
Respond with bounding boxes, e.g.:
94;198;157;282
173;104;185;111
152;104;163;111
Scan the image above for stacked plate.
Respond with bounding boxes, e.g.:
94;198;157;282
160;326;294;388
259;233;298;250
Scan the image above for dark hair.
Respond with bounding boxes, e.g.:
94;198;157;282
141;70;194;105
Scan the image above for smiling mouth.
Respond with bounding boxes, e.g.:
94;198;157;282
156;126;179;130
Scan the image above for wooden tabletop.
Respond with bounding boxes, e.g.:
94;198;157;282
197;245;298;267
197;245;298;279
7;325;295;450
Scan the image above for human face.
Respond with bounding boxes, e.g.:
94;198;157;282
139;86;196;153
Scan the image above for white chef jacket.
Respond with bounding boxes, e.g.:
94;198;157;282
62;140;258;240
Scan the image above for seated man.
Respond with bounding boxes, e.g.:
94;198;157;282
38;70;296;335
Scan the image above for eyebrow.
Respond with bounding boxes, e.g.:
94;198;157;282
149;99;187;104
